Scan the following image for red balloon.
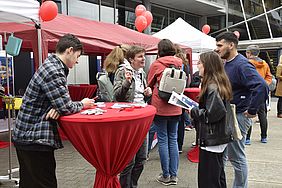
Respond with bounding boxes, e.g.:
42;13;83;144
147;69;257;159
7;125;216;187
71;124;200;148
39;1;58;22
234;31;240;39
135;16;147;32
135;5;146;17
142;11;153;27
202;24;210;34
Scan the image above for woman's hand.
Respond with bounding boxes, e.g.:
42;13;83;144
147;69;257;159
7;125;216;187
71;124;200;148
124;68;133;83
45;108;60;120
144;87;152;96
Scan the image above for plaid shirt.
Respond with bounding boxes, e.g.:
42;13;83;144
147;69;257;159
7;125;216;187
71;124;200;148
13;54;83;149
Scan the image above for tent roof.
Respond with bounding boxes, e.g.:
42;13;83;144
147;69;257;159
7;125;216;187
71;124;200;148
153;18;216;53
0;0;40;24
0;14;172;54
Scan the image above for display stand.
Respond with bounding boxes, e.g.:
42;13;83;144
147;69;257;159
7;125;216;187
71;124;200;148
0;33;19;186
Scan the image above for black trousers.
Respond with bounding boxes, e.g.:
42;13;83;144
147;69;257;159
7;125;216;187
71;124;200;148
247;104;268;139
177;109;186;151
198;148;226;188
119;139;147;188
16;148;57;188
278;97;282;115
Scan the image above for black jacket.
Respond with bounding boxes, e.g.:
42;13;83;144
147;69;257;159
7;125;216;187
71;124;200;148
191;84;233;147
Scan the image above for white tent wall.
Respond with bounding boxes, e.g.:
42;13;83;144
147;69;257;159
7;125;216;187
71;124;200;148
153;18;216;53
153;18;216;73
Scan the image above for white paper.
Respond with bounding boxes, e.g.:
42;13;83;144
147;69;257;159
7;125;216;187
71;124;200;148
168;91;198;110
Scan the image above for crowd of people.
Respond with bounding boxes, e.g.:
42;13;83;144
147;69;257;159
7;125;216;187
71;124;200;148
12;31;282;188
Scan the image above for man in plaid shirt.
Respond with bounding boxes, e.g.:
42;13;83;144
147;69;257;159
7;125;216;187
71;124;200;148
13;34;94;188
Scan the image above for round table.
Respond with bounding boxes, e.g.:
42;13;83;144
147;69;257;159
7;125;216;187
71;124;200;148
59;103;156;188
184;87;200;102
68;84;97;101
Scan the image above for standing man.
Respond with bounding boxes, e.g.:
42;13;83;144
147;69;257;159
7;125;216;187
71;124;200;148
215;32;268;188
245;45;272;144
13;34;95;188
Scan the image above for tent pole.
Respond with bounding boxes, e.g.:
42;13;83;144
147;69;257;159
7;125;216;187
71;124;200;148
36;24;43;66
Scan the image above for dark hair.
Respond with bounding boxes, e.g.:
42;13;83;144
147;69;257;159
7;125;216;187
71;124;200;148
215;31;238;48
157;39;176;57
126;45;145;62
56;34;83;54
198;51;232;102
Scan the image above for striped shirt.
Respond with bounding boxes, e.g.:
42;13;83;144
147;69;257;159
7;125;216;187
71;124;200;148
13;54;83;149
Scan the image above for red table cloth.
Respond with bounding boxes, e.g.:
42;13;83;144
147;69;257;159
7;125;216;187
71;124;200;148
184;87;200;102
59;103;156;188
68;84;97;101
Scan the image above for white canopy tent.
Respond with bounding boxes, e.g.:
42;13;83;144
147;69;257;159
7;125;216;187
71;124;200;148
153;18;216;73
0;0;40;23
153;17;216;53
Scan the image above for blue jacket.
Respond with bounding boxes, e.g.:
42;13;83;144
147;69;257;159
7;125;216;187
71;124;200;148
224;54;268;115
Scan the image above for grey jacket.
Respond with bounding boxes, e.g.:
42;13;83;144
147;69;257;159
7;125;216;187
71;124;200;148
113;64;147;102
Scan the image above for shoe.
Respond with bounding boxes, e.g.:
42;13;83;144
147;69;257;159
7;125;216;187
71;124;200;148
191;142;197;147
277;114;282;118
179;150;183;154
245;139;251;145
169;176;178;185
185;125;194;131
261;138;268;143
156;174;170;186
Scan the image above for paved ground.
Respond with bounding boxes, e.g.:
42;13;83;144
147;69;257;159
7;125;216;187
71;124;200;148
0;98;282;187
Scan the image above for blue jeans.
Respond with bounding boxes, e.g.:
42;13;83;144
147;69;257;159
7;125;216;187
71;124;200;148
154;115;180;177
223;113;252;188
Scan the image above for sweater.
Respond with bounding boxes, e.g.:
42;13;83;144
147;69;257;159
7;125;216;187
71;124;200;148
224;54;268;115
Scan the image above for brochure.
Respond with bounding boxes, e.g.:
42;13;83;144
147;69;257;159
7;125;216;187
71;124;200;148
168;91;199;110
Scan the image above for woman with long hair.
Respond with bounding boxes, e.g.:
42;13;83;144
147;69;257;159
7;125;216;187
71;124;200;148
190;51;233;188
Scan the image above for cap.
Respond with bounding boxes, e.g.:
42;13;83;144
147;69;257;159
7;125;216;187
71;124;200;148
246;45;260;56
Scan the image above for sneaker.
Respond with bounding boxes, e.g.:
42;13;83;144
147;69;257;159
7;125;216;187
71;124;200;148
179;150;183;154
156;174;170;186
170;176;178;185
261;138;268;143
191;141;197;147
245;139;251;145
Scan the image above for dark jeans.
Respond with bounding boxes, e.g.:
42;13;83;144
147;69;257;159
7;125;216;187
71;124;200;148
247;104;268;139
198;149;226;188
177;109;186;151
16;149;57;188
119;139;147;188
278;97;282;115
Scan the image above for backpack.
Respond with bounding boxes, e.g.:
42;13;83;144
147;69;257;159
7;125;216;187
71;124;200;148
269;75;277;92
96;72;114;102
158;65;187;101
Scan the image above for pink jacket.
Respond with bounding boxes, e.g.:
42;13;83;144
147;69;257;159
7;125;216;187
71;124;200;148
147;56;182;116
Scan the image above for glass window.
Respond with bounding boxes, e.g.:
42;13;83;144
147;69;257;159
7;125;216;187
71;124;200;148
185;14;200;28
229;23;249;41
227;0;245;25
169;10;184;25
267;7;282;38
248;15;270;39
151;5;168;33
207;15;225;33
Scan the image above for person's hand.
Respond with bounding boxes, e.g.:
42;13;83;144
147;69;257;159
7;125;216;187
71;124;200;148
124;68;132;83
144;87;152;96
243;111;256;118
81;98;95;109
45;108;60;120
